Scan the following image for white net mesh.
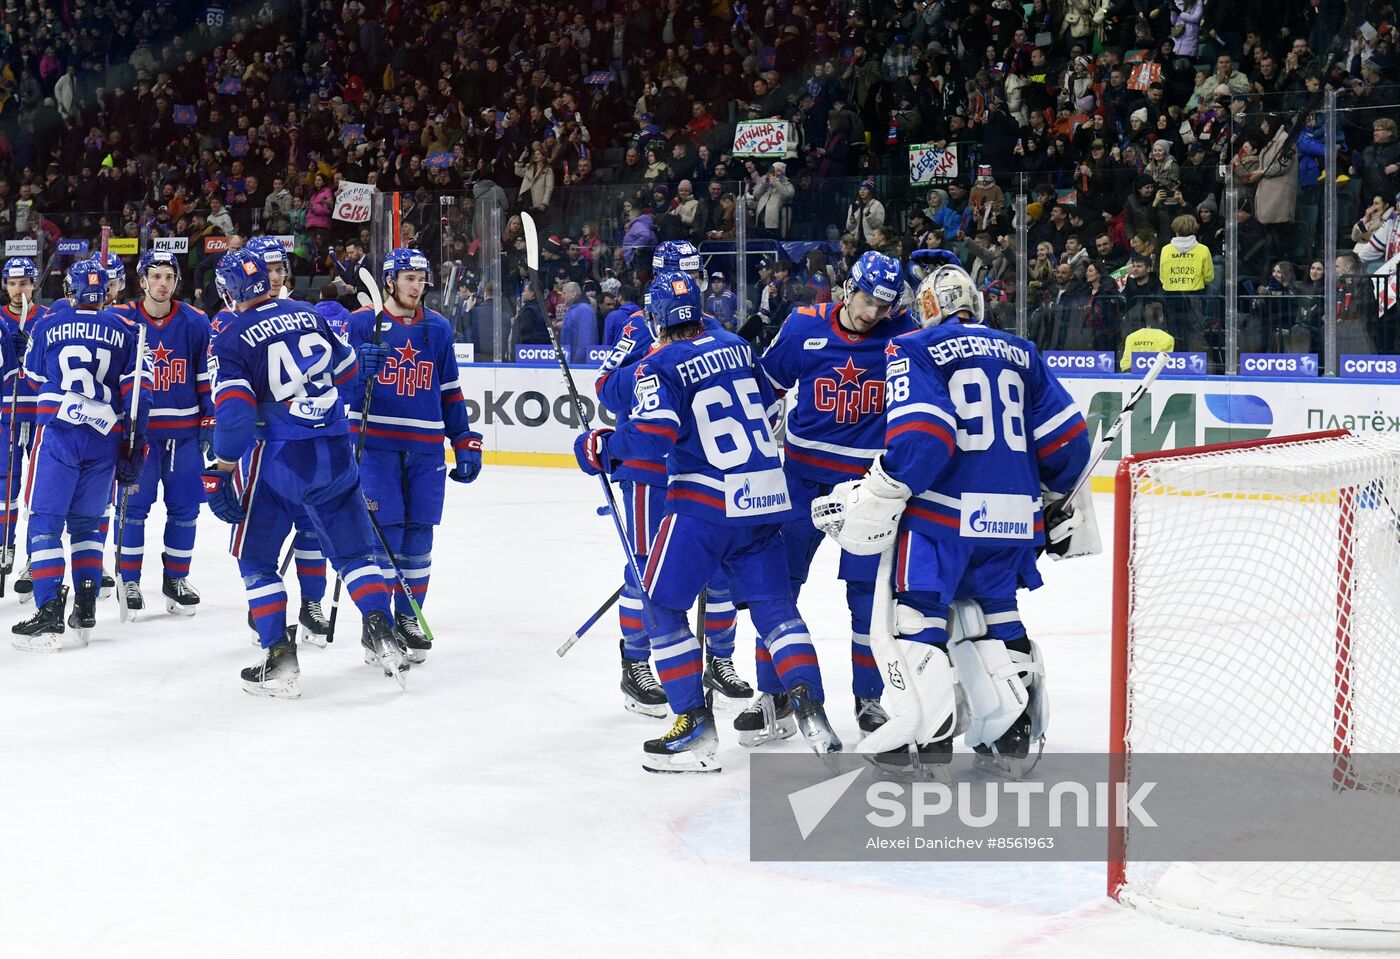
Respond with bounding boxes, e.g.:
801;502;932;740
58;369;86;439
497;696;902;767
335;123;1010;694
1116;431;1400;949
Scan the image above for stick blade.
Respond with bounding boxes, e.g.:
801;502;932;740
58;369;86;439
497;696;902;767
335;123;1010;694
357;266;384;315
522;212;540;272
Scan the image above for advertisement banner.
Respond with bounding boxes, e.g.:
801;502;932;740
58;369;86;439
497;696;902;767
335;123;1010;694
1340;355;1400;379
1128;351;1207;375
1239;353;1318;377
108;238;139;255
514;345;609;366
4;239;38;256
459;364;617;458
203;236;231;254
908;143;959;185
55;238;89;256
152;236;189;253
1043;351;1115;375
333;181;375;223
731;121;796;158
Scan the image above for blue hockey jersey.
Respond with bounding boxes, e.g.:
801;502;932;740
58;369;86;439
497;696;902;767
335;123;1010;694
115;299;213;439
882;319;1088;546
1;299;47;427
596;307;727;485
24;302;146;438
345;305;474;456
606;329;790;526
209;298;359;462
758;301;917;484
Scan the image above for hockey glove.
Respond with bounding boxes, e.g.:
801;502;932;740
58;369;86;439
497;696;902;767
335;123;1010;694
116;440;148;485
1041;497;1078;558
573;428;615;477
11;329;28;359
199;416;217;457
815;456;911;555
356;342;389;381
451;432;484;484
201;467;246;523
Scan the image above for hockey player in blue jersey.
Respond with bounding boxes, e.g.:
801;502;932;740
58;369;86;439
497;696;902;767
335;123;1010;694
594;243;751;717
750;250;917;745
575;270;840;772
204;249;409;696
243;234;333;645
814;264;1091;770
346;247;482;664
11;260;148;650
1;256;44;575
109;250;212;616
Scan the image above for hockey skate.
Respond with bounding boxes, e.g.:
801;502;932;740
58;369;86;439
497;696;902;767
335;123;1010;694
360;610;409;688
121;580;145;614
789;683;843;755
621;642;668;718
642;707;721;774
66;580;98;647
100;571;115;600
856;697;889;733
972;712;1043;780
734;692;798;747
867;739;955;783
702;653;754;703
11;586;67;652
14;561;32;604
242;632;301;699
297;600;331;648
395;611;431;664
162;562;199;616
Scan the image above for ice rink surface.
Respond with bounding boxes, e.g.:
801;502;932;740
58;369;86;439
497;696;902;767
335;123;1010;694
0;466;1371;958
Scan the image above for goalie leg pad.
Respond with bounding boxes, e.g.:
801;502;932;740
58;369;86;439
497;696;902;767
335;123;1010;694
949;607;1048;750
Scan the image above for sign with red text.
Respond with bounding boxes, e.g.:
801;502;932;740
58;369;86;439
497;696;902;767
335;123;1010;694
731;120;796;158
333;180;375;223
908;144;959;185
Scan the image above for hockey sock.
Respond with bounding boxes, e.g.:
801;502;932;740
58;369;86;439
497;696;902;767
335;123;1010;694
755;644;782;694
291;527;326;603
847;580;883;698
702;585;737;658
897;589;950;644
750;600;823;701
242;573;289;648
118;504;147;582
339;560;392;619
28;527;65;607
397;523;433;617
69;515;104;591
162;512;198;579
648;605;704;713
981;597;1025;643
619;573;648;662
373;522;405;610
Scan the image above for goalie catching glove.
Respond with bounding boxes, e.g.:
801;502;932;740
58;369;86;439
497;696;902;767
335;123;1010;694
1040;485;1101;560
811;456;910;555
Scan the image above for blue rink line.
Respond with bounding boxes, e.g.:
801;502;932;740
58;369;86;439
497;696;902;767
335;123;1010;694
678;789;1103;915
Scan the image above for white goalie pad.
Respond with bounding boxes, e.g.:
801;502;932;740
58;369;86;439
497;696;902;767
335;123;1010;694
1044;485;1102;561
949;627;1049;749
858;548;961;754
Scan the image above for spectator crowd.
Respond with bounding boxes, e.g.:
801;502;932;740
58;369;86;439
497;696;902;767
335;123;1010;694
0;0;1397;366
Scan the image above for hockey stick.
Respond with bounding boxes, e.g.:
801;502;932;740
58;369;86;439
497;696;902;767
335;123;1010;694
1063;350;1170;505
116;320;149;622
0;292;31;594
326;267;387;644
697;588;711;710
521;212;654;632
363;499;433;643
557;585;624;657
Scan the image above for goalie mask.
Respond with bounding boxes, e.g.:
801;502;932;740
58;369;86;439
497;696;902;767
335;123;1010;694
915;265;984;327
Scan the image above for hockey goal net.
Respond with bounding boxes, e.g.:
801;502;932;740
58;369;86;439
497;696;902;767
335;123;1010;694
1109;429;1400;949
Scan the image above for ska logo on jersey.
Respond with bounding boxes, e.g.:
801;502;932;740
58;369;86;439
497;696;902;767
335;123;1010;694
149;342;188;391
813;356;883;425
376;338;434;396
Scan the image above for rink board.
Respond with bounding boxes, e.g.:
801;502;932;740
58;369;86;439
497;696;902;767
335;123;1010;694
461;363;1400;491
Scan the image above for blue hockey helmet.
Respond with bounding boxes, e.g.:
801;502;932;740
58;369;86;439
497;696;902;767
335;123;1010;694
99;251;126;291
906;247;964;285
651;240;701;274
245;235;288;268
644;270;702;337
382;247;433;287
136;248;182;283
846;250;902;306
67;258;111;306
4;257;38;283
215;249;272;309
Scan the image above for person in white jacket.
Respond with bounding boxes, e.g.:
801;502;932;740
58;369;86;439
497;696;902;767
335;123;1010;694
752;161;795;238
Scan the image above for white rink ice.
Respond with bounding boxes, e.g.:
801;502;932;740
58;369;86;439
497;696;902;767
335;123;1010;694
0;465;1374;958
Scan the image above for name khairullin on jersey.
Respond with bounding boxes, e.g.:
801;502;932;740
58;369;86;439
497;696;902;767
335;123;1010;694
41;319;126;349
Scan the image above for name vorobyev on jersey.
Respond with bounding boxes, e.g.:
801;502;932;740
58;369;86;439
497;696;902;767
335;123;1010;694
621;330;791;525
883;323;1088;546
758;301;917;483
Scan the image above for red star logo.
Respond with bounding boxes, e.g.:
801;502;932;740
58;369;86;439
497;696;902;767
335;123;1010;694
833;356;866;387
210;316;224;335
394;340;421;365
621;322;637;338
150;343;174;365
884;340;902;358
633;362;648;379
